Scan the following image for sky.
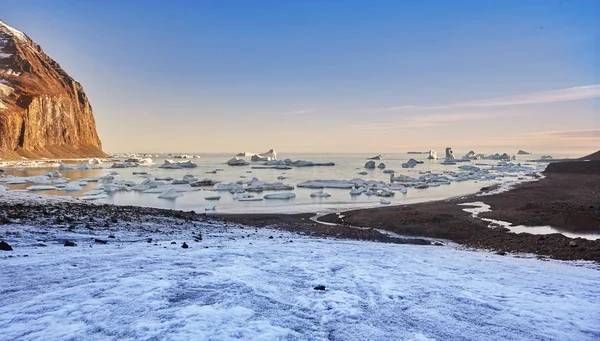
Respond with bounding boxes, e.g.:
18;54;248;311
2;0;599;155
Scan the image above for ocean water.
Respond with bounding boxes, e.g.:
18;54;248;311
1;152;553;214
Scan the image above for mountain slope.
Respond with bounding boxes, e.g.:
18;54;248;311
0;19;105;159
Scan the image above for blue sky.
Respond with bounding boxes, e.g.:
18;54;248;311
2;0;598;154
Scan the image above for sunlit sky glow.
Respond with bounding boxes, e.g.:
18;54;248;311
3;0;598;155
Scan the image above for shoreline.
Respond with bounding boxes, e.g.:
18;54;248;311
1;161;599;262
219;161;600;262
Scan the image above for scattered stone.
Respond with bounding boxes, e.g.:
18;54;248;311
181;242;189;249
314;285;326;291
94;239;108;244
171;241;177;244
108;234;116;238
0;241;13;251
569;241;577;247
64;241;77;247
496;251;507;256
147;238;153;243
269;236;273;239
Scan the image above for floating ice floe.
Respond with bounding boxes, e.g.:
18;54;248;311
238;197;263;201
380;198;391;205
64;182;83;192
349;187;364;196
263;193;296;199
26;185;57;191
227;157;250;167
58;164;93;171
402;158;420;168
233;193;255;200
81;192;109;200
159;160;198;169
157;188;182;199
155;176;174;181
205;196;221;200
310;189;331;198
191;179;220;187
390;174;418;183
368;154;383;160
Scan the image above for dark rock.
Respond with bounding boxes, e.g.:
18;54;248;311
569;241;577;247
181;242;189;249
0;241;13;251
147;238;152;243
171;241;176;244
108;234;116;238
269;236;273;239
64;241;77;247
496;251;507;256
314;285;326;291
94;239;108;244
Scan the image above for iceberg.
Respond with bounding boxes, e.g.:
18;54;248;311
376;189;395;197
310;189;331;198
111;162;137;168
367;155;383;160
517;150;531;155
88;158;103;165
445;147;455;160
380;198;391;205
349;187;364;196
263;193;296;199
427;150;437;160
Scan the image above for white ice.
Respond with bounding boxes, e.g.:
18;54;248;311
0;225;598;340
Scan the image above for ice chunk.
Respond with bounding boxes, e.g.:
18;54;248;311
263;193;296;199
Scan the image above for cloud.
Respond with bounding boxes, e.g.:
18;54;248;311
380;84;600;111
518;129;600;139
282;109;315;116
343;111;510;132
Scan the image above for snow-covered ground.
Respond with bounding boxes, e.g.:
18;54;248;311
1;223;599;341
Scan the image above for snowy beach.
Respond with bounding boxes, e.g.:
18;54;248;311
2;220;599;341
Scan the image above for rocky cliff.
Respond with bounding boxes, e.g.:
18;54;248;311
0;20;105;160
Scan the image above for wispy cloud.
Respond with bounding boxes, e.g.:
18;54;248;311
380;84;600;111
343;111;509;132
519;129;600;139
282;109;315;116
377;105;415;112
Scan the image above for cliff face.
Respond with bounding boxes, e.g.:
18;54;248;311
0;20;105;160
